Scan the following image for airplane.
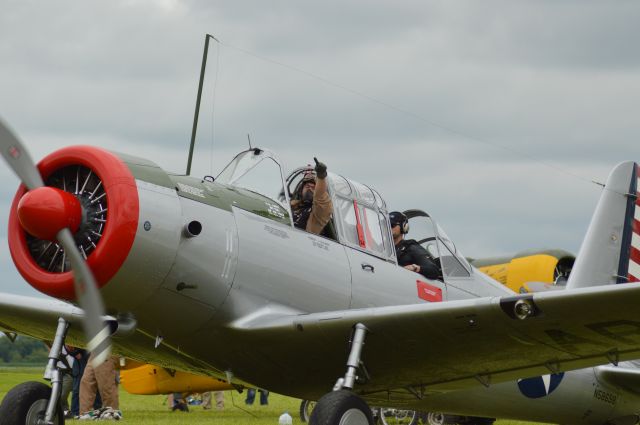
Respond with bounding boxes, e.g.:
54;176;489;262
118;359;234;396
469;248;575;293
0;114;639;425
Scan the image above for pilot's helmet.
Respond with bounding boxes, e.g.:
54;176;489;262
389;211;409;234
294;167;317;199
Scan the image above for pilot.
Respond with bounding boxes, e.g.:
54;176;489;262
390;211;441;280
291;158;332;235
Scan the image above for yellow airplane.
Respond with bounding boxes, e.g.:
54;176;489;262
470;249;574;293
119;360;234;395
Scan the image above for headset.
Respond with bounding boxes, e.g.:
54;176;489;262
389;211;409;234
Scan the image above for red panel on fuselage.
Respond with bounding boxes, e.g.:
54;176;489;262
416;280;442;302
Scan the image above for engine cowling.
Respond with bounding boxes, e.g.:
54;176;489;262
8;146;139;300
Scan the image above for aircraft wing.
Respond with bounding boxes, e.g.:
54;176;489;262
595;364;640;395
0;293;87;344
228;281;640;401
0;293;230;379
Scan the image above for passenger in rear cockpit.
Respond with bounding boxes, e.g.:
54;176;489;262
390;211;441;280
291;158;332;235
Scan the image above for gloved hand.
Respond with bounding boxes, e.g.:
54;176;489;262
314;157;327;179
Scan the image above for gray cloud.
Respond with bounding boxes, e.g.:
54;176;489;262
1;0;639;297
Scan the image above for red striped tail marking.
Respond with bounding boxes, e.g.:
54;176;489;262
629;164;640;282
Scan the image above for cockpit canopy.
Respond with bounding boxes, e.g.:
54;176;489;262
404;210;472;279
216;148;472;278
285;166;395;261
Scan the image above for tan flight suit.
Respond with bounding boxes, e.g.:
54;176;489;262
307;176;332;234
79;354;119;413
292;176;333;235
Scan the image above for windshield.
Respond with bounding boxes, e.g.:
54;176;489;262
435;223;471;278
405;210;471;279
216;148;290;210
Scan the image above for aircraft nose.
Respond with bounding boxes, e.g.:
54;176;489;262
17;186;82;241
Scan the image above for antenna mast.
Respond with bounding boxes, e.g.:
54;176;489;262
186;34;218;176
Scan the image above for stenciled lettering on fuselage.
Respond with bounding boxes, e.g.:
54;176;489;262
593;386;618;405
308;236;330;251
265;201;285;219
264;225;289;239
177;182;205;198
517;373;564;398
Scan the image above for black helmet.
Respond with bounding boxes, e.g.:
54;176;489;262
389;211;409;234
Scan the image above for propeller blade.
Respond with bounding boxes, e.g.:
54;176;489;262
57;228;112;366
0;118;44;190
1;118;111;365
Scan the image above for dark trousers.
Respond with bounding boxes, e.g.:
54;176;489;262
245;388;269;405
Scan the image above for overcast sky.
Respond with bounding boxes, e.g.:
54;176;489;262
1;1;638;298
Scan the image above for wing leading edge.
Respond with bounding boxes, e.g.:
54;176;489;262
228;282;640;401
0;293;86;344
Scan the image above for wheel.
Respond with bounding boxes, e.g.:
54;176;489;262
309;390;374;425
300;399;317;422
378;407;427;425
425;412;446;425
0;381;64;425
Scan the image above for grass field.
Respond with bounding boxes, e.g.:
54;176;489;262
0;367;542;424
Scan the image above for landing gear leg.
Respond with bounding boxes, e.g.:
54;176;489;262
0;317;69;425
309;323;374;425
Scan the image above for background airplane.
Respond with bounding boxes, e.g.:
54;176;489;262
118;360;234;396
469;249;575;293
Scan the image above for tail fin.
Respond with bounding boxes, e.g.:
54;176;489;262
566;161;639;289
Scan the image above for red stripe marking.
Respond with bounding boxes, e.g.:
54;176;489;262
353;200;366;248
631;245;640;264
630;272;640;283
362;207;375;248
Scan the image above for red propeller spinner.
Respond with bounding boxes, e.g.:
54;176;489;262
17;186;82;241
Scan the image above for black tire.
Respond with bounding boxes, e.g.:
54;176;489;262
0;381;64;425
309;390;374;425
300;399;317;422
